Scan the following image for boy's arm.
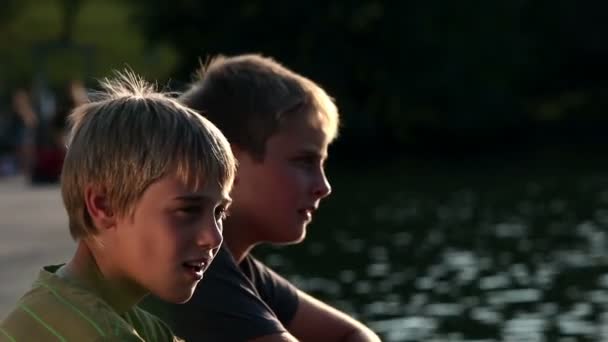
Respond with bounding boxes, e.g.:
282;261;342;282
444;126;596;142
250;332;299;342
287;290;381;342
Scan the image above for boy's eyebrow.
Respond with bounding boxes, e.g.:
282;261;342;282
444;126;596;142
297;149;328;160
174;194;232;205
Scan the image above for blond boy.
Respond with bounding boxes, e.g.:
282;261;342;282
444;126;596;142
143;55;380;341
1;71;236;341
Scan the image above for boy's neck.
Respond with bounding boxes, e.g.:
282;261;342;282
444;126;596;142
222;220;258;263
58;241;146;314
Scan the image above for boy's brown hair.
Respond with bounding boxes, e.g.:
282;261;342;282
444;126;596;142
180;54;340;160
61;71;236;240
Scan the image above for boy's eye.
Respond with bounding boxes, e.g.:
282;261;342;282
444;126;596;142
295;156;319;167
177;206;202;216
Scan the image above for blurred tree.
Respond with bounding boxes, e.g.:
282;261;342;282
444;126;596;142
0;0;178;92
128;0;608;151
59;0;86;43
0;1;26;30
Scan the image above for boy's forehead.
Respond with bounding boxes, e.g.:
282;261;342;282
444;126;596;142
267;112;332;155
280;110;334;141
168;179;232;204
163;168;232;197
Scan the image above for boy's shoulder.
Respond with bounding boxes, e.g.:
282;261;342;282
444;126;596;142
122;305;182;342
0;265;177;342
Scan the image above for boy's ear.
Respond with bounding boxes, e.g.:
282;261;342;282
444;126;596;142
83;185;116;230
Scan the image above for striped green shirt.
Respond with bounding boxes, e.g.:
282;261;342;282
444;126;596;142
0;265;183;341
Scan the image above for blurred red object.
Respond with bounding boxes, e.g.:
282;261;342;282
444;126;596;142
31;146;65;184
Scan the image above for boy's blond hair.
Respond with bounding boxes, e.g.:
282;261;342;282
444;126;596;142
61;71;236;240
180;54;340;160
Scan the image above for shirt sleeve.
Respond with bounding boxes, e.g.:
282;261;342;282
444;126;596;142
241;255;300;328
125;307;183;342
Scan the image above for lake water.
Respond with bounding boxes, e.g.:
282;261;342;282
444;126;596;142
255;151;608;341
3;150;608;341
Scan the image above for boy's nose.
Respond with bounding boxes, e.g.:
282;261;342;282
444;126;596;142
313;171;332;199
196;218;223;251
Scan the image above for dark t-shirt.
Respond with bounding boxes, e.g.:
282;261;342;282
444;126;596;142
141;245;300;341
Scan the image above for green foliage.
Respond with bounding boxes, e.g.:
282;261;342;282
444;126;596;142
5;0;601;145
0;0;177;89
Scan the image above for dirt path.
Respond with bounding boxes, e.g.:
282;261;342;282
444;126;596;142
0;176;73;318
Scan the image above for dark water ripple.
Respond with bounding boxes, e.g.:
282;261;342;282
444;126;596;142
256;161;608;341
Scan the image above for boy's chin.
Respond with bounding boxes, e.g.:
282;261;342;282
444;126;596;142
273;226;307;245
155;288;196;304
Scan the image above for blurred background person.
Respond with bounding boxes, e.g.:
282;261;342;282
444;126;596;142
11;86;38;179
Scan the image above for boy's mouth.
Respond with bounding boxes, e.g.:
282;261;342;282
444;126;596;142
299;209;312;221
298;206;317;221
182;259;210;277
